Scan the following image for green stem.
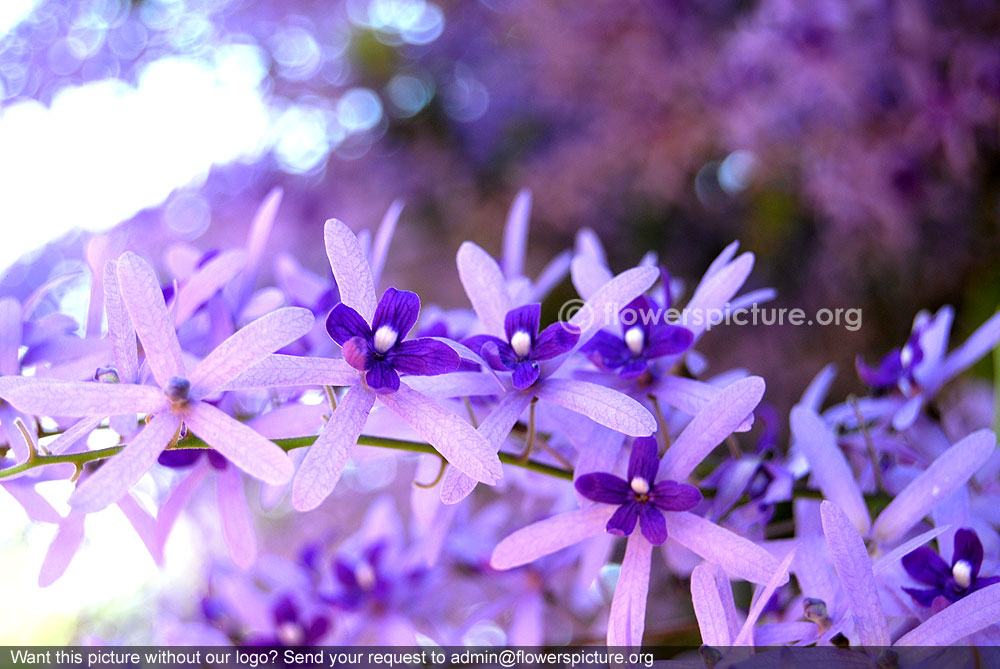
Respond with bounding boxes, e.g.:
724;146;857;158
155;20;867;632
0;431;574;482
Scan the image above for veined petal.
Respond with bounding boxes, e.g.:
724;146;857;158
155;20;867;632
534;378;656;436
607;533;652;647
490;505;616;569
567;266;659;358
457;241;511;337
505;304;541;343
895;582;1000;645
70;412;181;512
627;436;660;484
234;186;283;309
403;371;504;399
682;252;754;340
172;249;247;326
326;303;373;345
575;473;630;505
292;384;375;511
532;322;579;360
0;377;167;417
217;465;257;569
372;287;420;339
379;383;502;485
103;261;138;383
665;511;782;585
872;429;996;544
790;405;871;535
388;338;460;376
222;354;358;390
324;218;378;321
501;189;532;280
690;563;738;647
185;402;293;486
929;311;1000;391
660;376;765;481
570;255;614;302
189;307;314;398
733;546;798;645
370;199;404;287
116;252;185;387
440;391;532;504
820;501;890;647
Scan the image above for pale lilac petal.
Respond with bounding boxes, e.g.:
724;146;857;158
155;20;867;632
85;235;113;337
733;546;798;645
799;364;836;412
274;252;328;308
0;297;22;376
527;250;572;303
369;199;404;287
502;189;532;279
912;306;953;382
70;412;181;512
425;336;505;385
324;218;377;321
38;510;86;587
649;376;719;418
440;391;532;504
3;481;62;523
570;256;613;301
873;525;951;575
189;307;314;397
660;376;765;482
894;581;1000;646
153;461;212;561
690;563;738;647
872;429;996;544
217;465;257;569
820;500;890;647
891;395;923;430
116;492;159;564
0;377;167;417
116;252;185;386
0;404;30;462
457;241;511;336
682;252;754;340
607;533;652;647
930;311;1000;390
574;228;608;267
172;249;247;326
508;594;544;646
292;384;375;511
728;287;776;313
490;505;616;569
380;383;502;484
185;402;294;485
790;405;870;535
703;241;740;279
665;511;783;584
567;266;659;357
103;260;138;382
222;354;358;390
235;186;283;308
402;372;504;399
534;378;656;436
47;416;103;455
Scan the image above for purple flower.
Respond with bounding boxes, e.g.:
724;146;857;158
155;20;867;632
328;542;394;610
463;303;579;389
247;594;330;646
574;436;702;545
327;287;459;394
855;327;924;391
581;296;693;379
902;528;1000;609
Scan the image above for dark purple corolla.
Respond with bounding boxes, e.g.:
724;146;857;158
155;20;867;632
463;303;579;389
582;296;693;380
902;528;1000;610
247;594;330;646
326;287;459;393
855;327;923;391
574;436;702;545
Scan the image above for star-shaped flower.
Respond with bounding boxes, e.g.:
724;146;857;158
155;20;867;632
903;528;1000;610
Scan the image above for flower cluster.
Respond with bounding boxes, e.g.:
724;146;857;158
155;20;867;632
2;189;1000;650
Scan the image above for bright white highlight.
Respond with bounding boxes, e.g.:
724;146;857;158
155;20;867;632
953;560;973;589
373;325;398;353
355;562;376;589
624;326;645;356
630;476;650;495
510;330;532;358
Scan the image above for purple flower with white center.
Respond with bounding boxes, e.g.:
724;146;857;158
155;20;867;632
0;252;311;512
575;436;702;545
855;327;924;391
327;287;460;394
463;303;579;389
247;594;330;646
902;528;1000;610
328;542;394;610
581;296;693;380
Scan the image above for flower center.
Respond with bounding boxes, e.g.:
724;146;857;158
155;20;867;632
276;621;304;646
624;326;645;356
373;325;398;354
163;376;191;405
953;559;973;589
900;343;914;369
355;562;376;590
510;330;532;359
630;476;650;495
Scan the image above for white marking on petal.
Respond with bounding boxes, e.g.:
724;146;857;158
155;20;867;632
276;622;304;646
510;330;532;358
630;476;650;495
624;326;645;356
900;343;914;369
373;325;398;353
953;560;973;589
355;562;376;590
